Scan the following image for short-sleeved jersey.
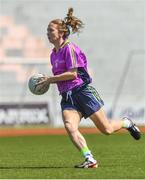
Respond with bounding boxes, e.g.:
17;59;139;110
50;39;92;94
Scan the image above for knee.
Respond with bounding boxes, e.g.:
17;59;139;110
64;122;77;134
103;127;114;135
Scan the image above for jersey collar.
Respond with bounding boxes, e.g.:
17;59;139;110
53;39;70;52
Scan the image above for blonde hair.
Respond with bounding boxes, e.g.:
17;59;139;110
50;8;84;38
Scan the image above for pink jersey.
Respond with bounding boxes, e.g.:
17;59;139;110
50;40;91;94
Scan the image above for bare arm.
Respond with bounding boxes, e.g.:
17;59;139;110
37;68;78;87
48;68;77;83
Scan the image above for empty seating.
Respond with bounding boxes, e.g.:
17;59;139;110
0;15;50;58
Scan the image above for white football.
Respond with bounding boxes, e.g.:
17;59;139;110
28;74;49;95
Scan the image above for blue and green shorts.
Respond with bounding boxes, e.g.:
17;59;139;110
61;85;104;119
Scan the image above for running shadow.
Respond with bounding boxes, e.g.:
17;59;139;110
0;166;71;169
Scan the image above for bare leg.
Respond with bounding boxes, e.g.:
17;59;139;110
62;109;87;150
90;107;141;141
62;109;97;166
90;107;123;135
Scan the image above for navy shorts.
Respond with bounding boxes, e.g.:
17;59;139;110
61;85;104;119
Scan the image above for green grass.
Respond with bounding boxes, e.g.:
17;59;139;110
0;133;144;179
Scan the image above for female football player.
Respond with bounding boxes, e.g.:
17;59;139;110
38;8;141;168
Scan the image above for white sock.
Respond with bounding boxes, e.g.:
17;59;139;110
122;118;131;128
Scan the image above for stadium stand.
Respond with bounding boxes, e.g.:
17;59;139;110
0;15;49;58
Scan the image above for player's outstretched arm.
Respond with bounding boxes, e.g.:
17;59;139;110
38;68;77;86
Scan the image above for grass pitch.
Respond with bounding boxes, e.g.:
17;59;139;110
0;133;144;179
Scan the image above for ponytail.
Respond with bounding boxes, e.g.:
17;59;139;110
64;8;84;35
50;8;84;38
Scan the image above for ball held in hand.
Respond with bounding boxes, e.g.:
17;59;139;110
28;73;49;95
